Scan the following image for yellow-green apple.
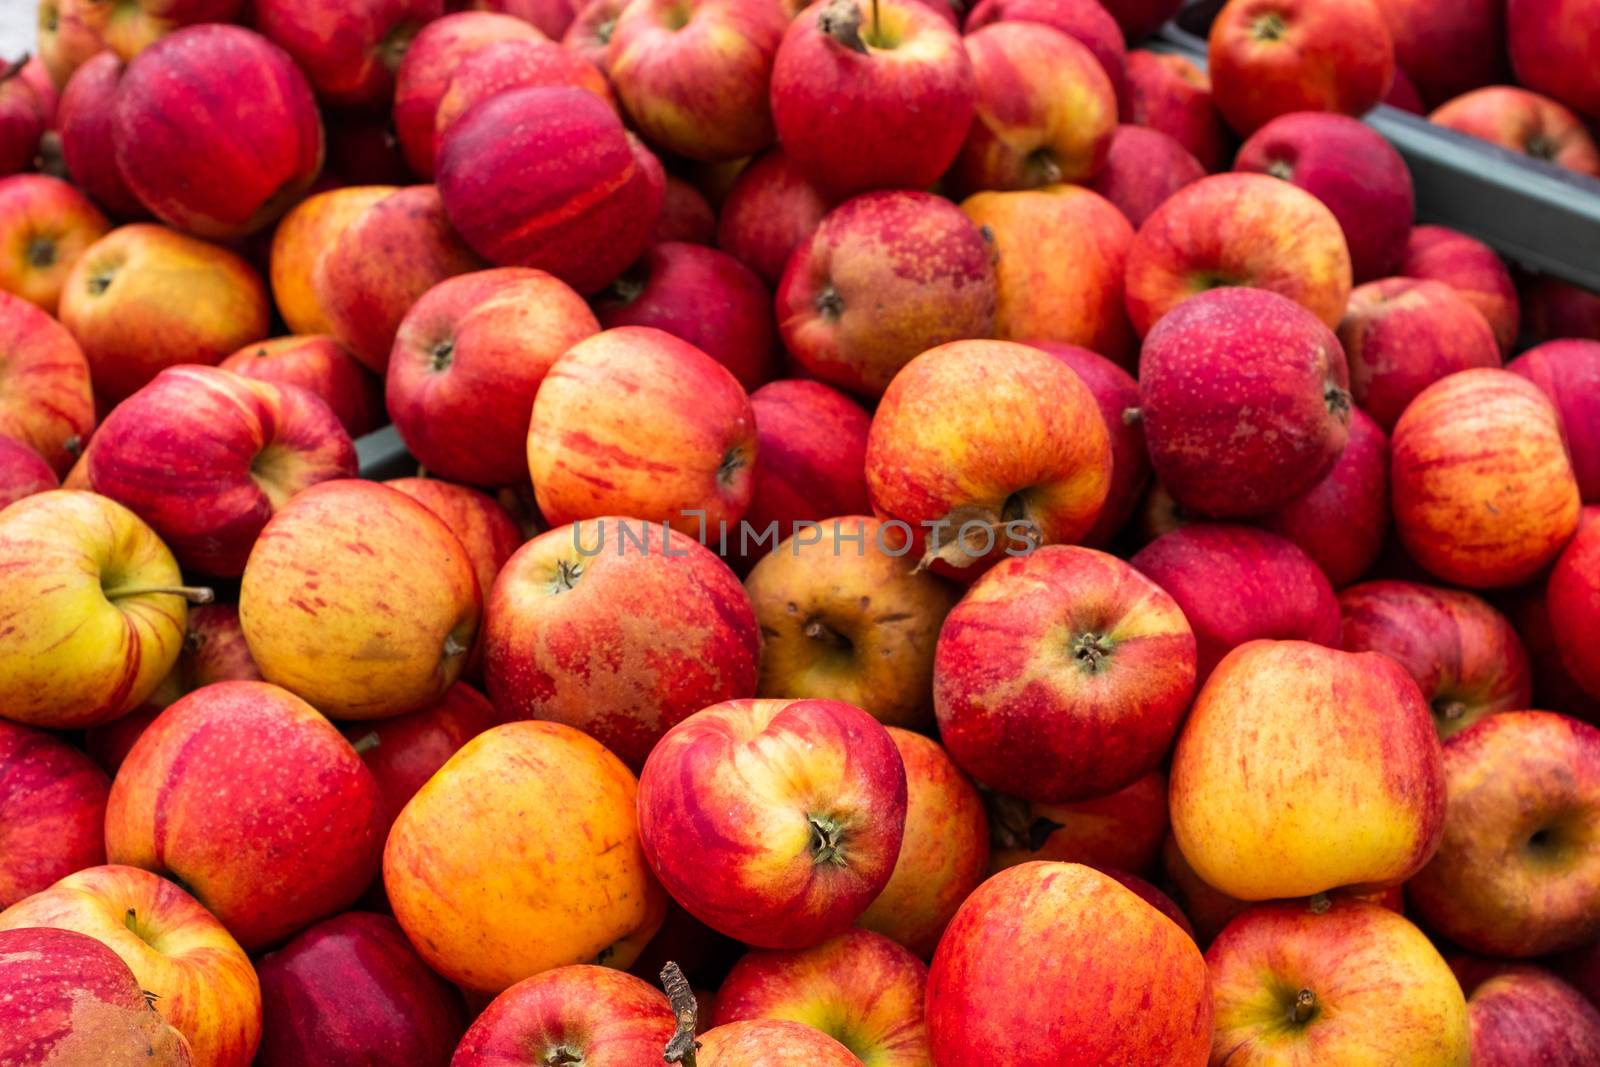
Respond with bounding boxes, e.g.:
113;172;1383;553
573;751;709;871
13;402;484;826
483;517;759;769
437;86;664;294
864;339;1112;578
453;964;674;1066
1137;288;1352;516
1431;87;1600;177
954;24;1115;193
1466;965;1600;1066
769;0;975;198
1372;0;1505;106
219;335;384;439
607;0;786;161
1125;49;1231;172
562;0;626;69
857;728;987;958
0;58;45;177
0;290;93;473
111;26;323;238
1400;225;1520;356
57;53;150;221
88;366;358;577
597;242;777;392
0;174;110;313
312;185;485;372
961;184;1134;362
37;0;110;88
656;175;717;245
384;477;523;641
1510;0;1600;120
1550;509;1600;698
987;768;1168;877
716;147;832;287
0;434;58;508
267;185;398;337
388;267;599;487
385;720;666;993
0;490;197;729
527;327;756;535
345;682;500;832
1235;112;1414;282
58;224;271;404
746;517;956;728
638;697;907;948
712;930;929;1063
1339;580;1533;738
1086;124;1206;228
433;36;616;136
927;861;1211;1065
1207;899;1470;1066
1391;369;1580;588
0;864;261;1067
935;546;1194;802
743;380;871;564
1259;406;1390;587
1171;639;1446;899
0;720;108;909
1207;0;1395;137
255;0;445;109
697;1019;863;1065
1123;173;1353;335
1510;340;1600;502
963;0;1130;114
1524;276;1600;344
254;911;467;1067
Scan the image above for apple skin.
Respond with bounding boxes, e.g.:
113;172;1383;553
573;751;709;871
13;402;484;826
1086;125;1206;229
255;0;445;109
1409;712;1600;957
385;720;666;993
268;185;399;338
562;0;626;69
927;861;1213;1067
469;0;579;37
697;1019;863;1066
239;479;482;720
712;930;930;1064
88;365;358;577
433;36;615;137
254;911;466;1067
484;517;759;769
638;697;907;950
0;60;45;178
769;0;976;199
1509;340;1600;503
1467;965;1600;1066
596;242;777;393
964;0;1129;114
743;381;872;558
935;546;1196;803
1431;86;1600;177
1207;899;1471;1067
0;291;94;474
343;682;499;831
1171;640;1447;901
0;434;59;508
1125;49;1231;172
656;176;717;245
453;964;674;1066
1124;173;1354;336
1371;0;1505;107
438;86;664;294
0;174;111;314
961;184;1134;363
1207;0;1395;137
716;147;832;288
1549;509;1600;699
0;864;262;1067
1235;112;1414;283
1390;368;1581;589
777;190;998;398
388;267;599;487
527;326;756;536
57;52;150;221
1400;225;1520;356
858;728;988;959
219;335;384;439
1524;276;1600;344
0;720;109;909
1509;0;1600;121
383;478;523;637
988;769;1168;878
112;26;323;239
1385;65;1425;111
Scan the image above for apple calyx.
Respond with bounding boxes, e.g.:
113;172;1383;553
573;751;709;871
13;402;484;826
550;558;584;594
1071;631;1115;674
1432;697;1468;724
814;286;845;322
808;813;850;868
1266;159;1294;181
1122;407;1143;426
443;633;469;658
1288;988;1317;1025
1324;381;1352;417
804;618;853;652
351;730;381;755
26;236;55;268
986;791;1064;852
1307;893;1332;915
103;583;215;604
1525;134;1558;161
86;268;116;296
605;267;648;308
542;1048;585;1066
379;20;423;74
717;446;746;487
661;961;701;1066
1251;11;1287;41
819;0;869;55
428;338;456;373
1027;147;1063;186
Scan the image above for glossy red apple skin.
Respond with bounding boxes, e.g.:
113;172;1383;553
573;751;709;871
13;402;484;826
1431;86;1600;177
1509;0;1600;121
1399;225;1520;356
219;335;384;439
1549;509;1600;700
345;683;501;831
0;720;109;910
0;174;111;316
1087;124;1206;229
1125;49;1231;172
383;478;524;643
964;0;1129;113
433;36;615;137
256;0;445;108
0;289;96;474
56;53;148;220
0;60;45;178
1509;340;1600;503
697;1019;863;1065
744;380;872;558
1468;965;1600;1066
471;0;579;38
655;176;717;245
0;434;59;509
1373;0;1506;107
716;147;832;287
453;965;676;1066
562;0;627;71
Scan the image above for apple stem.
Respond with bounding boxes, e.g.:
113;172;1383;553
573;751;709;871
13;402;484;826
871;0;880;41
661;962;700;1066
103;584;215;604
1289;988;1316;1024
443;633;469;658
1121;407;1143;426
819;0;868;54
351;731;381;755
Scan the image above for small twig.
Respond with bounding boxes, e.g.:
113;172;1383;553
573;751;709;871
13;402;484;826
661;962;700;1066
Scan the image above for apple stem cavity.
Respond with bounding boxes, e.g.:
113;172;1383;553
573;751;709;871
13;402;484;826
808;813;849;868
1433;698;1467;723
1071;631;1115;673
819;0;869;55
25;236;55;269
661;961;700;1066
1121;407;1143;426
102;583;215;604
803;618;852;651
443;633;469;658
1289;988;1317;1025
1266;159;1295;181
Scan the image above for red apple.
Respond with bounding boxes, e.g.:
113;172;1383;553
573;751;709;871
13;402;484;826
1499;583;1600;725
453;965;674;1065
470;0;579;37
1523;276;1600;343
37;0;111;89
964;0;1129;114
655;175;717;245
1125;49;1231;172
1549;508;1600;699
0;434;58;508
0;58;45;178
1468;964;1600;1066
0;288;94;474
0;174;111;315
1431;86;1600;177
716;147;832;287
987;768;1168;877
269;184;399;338
743;380;872;556
1385;64;1425;111
0;720;108;909
1509;0;1600;121
562;0;627;71
1509;340;1600;503
1086;124;1206;229
697;1019;863;1065
219;335;383;439
1400;224;1520;356
57;52;149;220
432;36;614;136
345;682;500;831
255;0;445;108
384;478;524;633
1372;0;1506;107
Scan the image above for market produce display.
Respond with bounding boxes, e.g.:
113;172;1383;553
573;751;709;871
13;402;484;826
2;0;1600;1063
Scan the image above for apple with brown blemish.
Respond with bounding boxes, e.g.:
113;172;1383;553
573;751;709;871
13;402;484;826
220;335;384;439
452;965;673;1066
0;719;108;909
987;768;1168;877
716;147;832;287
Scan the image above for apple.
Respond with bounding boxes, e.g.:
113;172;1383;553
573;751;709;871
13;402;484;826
1372;0;1505;107
1086;124;1206;229
470;0;579;36
1409;712;1600;957
1400;225;1520;356
1499;583;1600;725
656;176;717;245
716;147;832;287
437;86;664;294
1390;368;1581;589
743;380;872;562
385;720;666;993
1234;111;1414;283
1467;965;1600;1066
596;242;777;392
1207;899;1471;1066
1123;173;1354;336
112;25;323;238
0;434;58;508
1170;639;1446;900
935;545;1195;802
0;719;108;909
778;190;997;397
987;769;1168;877
769;0;975;198
267;184;399;338
1509;340;1600;503
1549;509;1600;699
1099;0;1179;40
1207;0;1395;137
961;184;1134;362
58;224;271;405
1385;64;1425;111
1509;0;1600;121
384;478;524;635
562;0;627;70
0;58;45;178
219;335;384;439
1125;49;1231;172
432;36;616;136
255;911;467;1067
255;0;445;108
1099;868;1194;939
56;52;149;221
1431;86;1600;177
94;0;248;61
697;1019;863;1065
344;682;499;831
638;697;907;949
527;327;757;536
927;862;1212;1066
453;964;674;1065
0;174;111;314
0;864;261;1067
964;0;1129;114
387;267;599;487
0;292;94;474
1523;276;1600;344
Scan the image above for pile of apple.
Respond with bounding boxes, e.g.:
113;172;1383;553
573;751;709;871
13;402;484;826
2;0;1600;1063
